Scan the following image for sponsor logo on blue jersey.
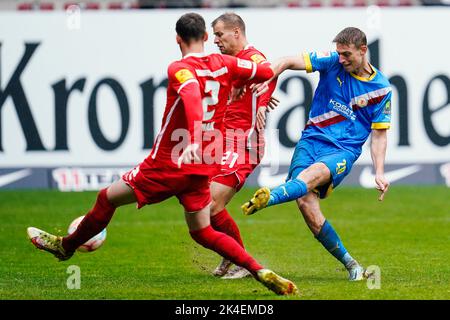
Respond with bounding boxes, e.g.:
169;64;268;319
328;99;356;120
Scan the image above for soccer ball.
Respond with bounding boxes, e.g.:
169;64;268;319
68;215;107;252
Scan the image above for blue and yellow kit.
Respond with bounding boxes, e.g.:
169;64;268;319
286;51;392;198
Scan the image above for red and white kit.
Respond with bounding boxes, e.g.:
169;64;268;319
212;45;277;191
123;52;273;211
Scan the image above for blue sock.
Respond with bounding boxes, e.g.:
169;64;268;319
267;178;308;207
316;220;354;268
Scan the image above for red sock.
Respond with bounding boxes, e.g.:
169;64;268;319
190;225;263;277
62;188;116;252
211;208;244;248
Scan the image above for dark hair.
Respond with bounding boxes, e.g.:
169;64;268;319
211;12;246;36
333;27;367;48
176;12;206;44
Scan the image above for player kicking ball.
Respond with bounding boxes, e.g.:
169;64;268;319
27;12;298;297
242;27;392;282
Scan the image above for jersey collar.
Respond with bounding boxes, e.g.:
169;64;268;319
350;64;377;82
183;52;207;59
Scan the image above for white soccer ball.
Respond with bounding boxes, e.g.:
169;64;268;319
68;215;107;252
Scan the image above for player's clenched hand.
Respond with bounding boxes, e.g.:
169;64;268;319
375;174;390;201
177;143;200;168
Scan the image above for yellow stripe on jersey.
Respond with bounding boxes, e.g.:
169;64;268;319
371;123;391;129
175;69;194;84
250;54;266;64
350;64;377;82
303;52;313;73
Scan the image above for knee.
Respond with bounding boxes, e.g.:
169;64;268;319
299;163;330;189
210;200;223;217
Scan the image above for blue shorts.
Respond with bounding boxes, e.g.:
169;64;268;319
286;137;356;199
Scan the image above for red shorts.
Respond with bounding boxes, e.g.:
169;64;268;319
211;142;264;191
122;159;211;213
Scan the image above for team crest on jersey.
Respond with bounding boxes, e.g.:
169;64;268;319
250;54;266;64
383;101;391;114
316;51;331;59
357;97;368;107
175;69;194;84
336;159;347;175
237;58;252;69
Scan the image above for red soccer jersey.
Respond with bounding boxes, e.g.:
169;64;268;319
147;52;273;175
223;45;277;149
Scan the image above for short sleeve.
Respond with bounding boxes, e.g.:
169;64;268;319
249;53;269;65
167;62;198;94
371;91;392;130
223;54;272;83
303;51;339;73
223;55;254;80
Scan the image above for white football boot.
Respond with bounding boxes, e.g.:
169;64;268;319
346;260;367;281
221;266;252;280
212;258;233;277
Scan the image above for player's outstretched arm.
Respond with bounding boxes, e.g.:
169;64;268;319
226;55;274;86
253;55;306;97
370;129;390;201
271;55;307;77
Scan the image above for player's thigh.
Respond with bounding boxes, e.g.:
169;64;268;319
106;179;137;207
210;180;237;216
297;162;332;189
317;150;356;189
177;175;212;214
287;139;315;181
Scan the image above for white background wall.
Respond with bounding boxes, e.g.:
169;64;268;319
0;8;449;169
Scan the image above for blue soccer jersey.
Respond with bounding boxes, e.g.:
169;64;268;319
301;51;392;158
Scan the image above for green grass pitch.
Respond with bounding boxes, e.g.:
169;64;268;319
0;186;449;300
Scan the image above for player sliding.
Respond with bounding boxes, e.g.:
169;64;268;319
27;12;298;296
242;27;392;281
208;12;279;280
